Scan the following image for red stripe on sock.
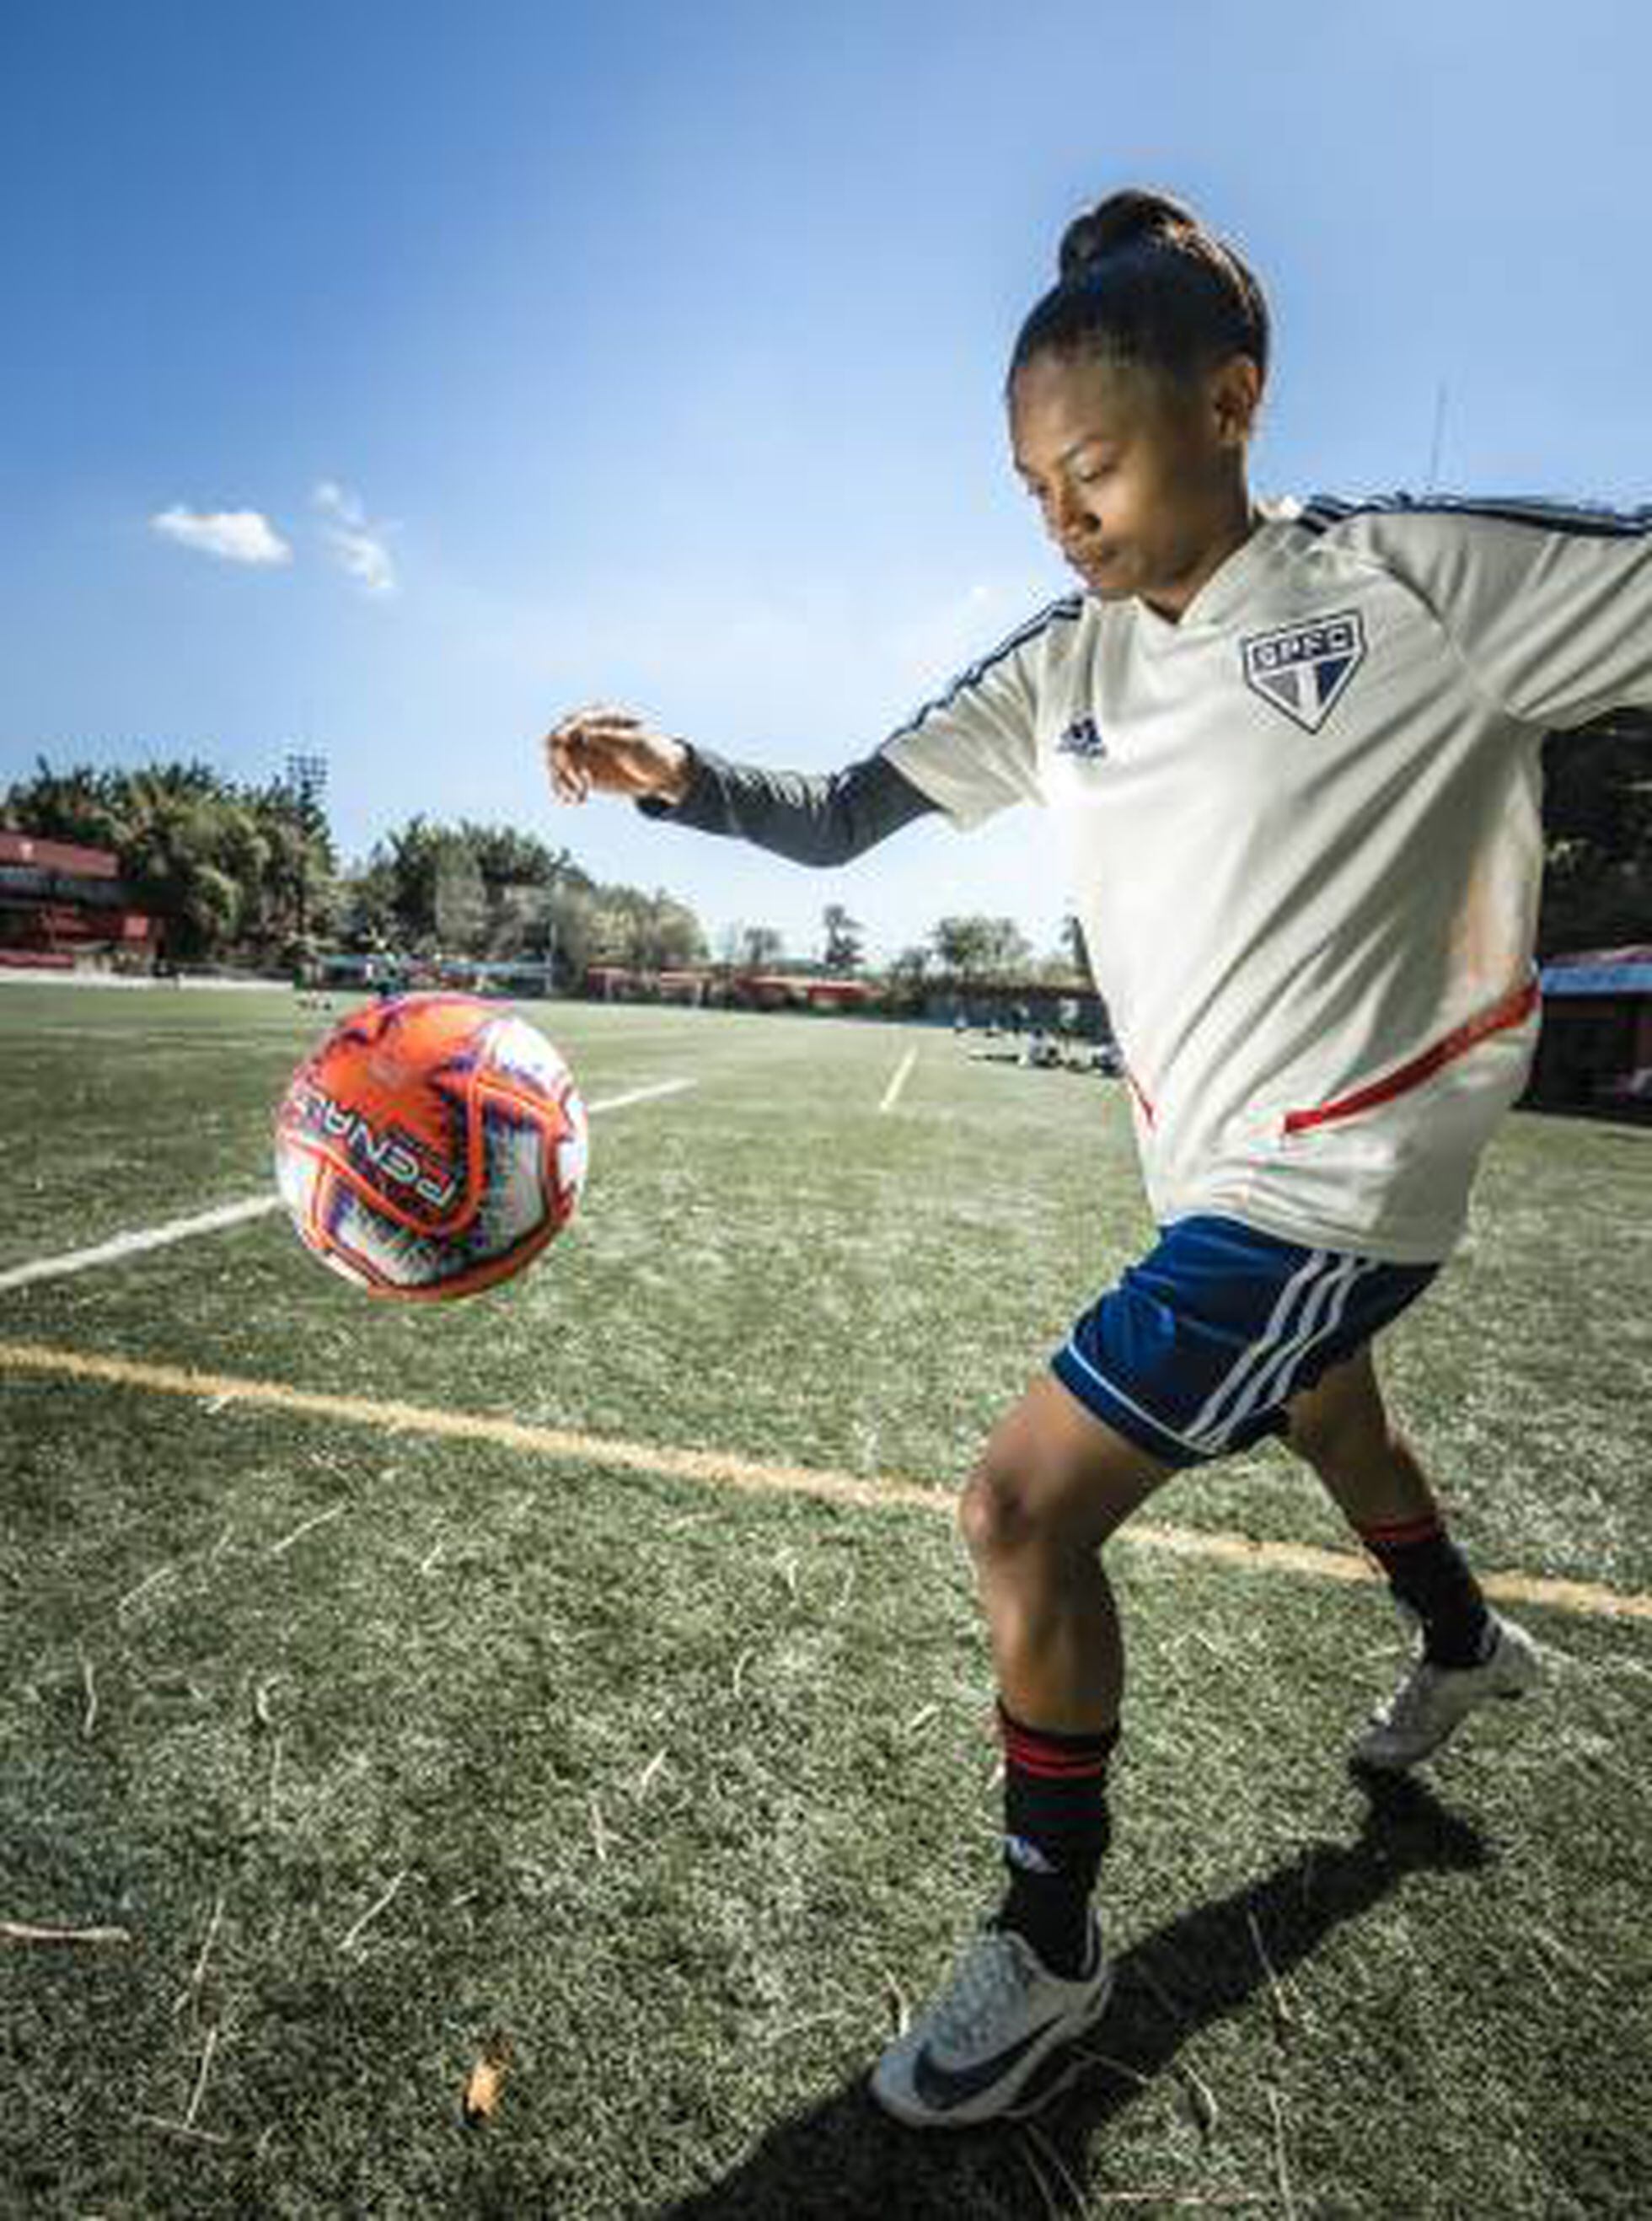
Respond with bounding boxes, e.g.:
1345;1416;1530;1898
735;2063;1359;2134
998;1709;1118;1781
1005;1751;1113;1781
1358;1516;1443;1550
1000;1731;1113;1770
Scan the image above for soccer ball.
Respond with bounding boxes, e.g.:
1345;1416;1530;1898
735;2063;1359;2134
273;992;588;1299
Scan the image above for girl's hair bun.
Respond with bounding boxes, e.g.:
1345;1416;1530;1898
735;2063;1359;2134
1008;183;1269;394
1057;189;1200;282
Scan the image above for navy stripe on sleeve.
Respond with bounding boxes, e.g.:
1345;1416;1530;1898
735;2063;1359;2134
1298;491;1652;542
883;593;1085;743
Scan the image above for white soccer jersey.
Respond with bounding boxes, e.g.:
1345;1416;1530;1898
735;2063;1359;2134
880;493;1652;1262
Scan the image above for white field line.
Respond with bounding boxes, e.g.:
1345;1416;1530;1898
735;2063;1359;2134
878;1047;919;1114
0;1199;282;1294
585;1078;695;1116
0;1077;696;1295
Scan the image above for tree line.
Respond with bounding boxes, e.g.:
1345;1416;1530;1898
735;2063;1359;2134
0;759;709;977
1537;720;1652;955
3;759;332;964
341;816;706;980
0;757;1065;986
5;722;1646;979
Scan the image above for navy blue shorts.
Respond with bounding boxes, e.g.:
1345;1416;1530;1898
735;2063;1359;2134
1049;1214;1441;1469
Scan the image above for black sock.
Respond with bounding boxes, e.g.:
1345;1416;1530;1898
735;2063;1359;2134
994;1699;1117;1979
1359;1514;1494;1669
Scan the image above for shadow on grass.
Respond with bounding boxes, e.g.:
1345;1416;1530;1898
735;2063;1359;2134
656;1771;1490;2221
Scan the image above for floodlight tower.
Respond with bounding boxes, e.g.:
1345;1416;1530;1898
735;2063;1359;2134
284;748;330;947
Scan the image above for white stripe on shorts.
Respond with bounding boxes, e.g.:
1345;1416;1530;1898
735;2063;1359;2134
1183;1248;1338;1446
1193;1253;1374;1454
1223;1255;1376;1441
1055;1338;1218;1460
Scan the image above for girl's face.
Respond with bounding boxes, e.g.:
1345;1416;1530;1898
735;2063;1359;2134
1008;348;1258;620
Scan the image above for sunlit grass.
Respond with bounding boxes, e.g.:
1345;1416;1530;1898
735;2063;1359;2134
2;984;1648;2217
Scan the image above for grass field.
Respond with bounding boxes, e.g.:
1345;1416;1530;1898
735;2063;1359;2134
3;981;1649;2219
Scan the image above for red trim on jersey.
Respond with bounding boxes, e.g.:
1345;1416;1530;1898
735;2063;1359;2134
1122;1062;1156;1126
1280;977;1539;1138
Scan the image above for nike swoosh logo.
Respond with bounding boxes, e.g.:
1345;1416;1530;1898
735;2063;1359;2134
910;2014;1068;2111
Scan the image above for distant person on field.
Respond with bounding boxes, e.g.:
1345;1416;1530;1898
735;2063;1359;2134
542;186;1652;2130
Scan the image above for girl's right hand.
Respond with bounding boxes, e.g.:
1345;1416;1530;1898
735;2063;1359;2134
542;704;693;807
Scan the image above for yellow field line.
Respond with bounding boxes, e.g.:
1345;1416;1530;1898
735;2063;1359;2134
3;1336;1649;1625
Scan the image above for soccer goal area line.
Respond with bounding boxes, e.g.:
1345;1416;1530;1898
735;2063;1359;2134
0;1077;697;1296
2;1336;1647;1630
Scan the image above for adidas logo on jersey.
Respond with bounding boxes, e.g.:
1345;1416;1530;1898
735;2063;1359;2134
1242;609;1366;732
1057;715;1109;759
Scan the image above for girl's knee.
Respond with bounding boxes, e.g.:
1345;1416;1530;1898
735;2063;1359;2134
957;1457;1038;1563
957;1377;1170;1564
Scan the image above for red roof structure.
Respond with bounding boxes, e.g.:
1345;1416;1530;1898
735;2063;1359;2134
0;830;159;962
0;829;121;877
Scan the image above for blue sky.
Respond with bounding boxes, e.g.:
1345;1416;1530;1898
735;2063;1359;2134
3;0;1649;963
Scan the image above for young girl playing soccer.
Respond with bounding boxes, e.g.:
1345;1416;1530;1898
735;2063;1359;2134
542;187;1652;2129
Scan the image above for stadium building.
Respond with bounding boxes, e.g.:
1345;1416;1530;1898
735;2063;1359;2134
1527;946;1652;1116
0;831;162;970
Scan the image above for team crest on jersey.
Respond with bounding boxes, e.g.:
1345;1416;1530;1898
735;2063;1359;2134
1057;714;1108;760
1241;609;1366;732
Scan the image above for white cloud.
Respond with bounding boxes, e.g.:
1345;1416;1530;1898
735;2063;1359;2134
150;505;292;567
313;479;397;597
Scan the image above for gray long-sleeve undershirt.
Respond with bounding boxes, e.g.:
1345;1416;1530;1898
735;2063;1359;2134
634;745;937;866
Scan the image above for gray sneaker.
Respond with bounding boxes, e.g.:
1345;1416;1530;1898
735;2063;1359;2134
1353;1610;1542;1771
870;1915;1113;2130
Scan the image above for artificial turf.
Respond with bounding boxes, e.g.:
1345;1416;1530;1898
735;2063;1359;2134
3;984;1648;2217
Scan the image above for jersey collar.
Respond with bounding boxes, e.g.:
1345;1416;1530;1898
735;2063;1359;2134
1129;496;1298;638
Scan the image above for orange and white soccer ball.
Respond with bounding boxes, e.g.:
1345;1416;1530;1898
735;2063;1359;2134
273;992;588;1298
